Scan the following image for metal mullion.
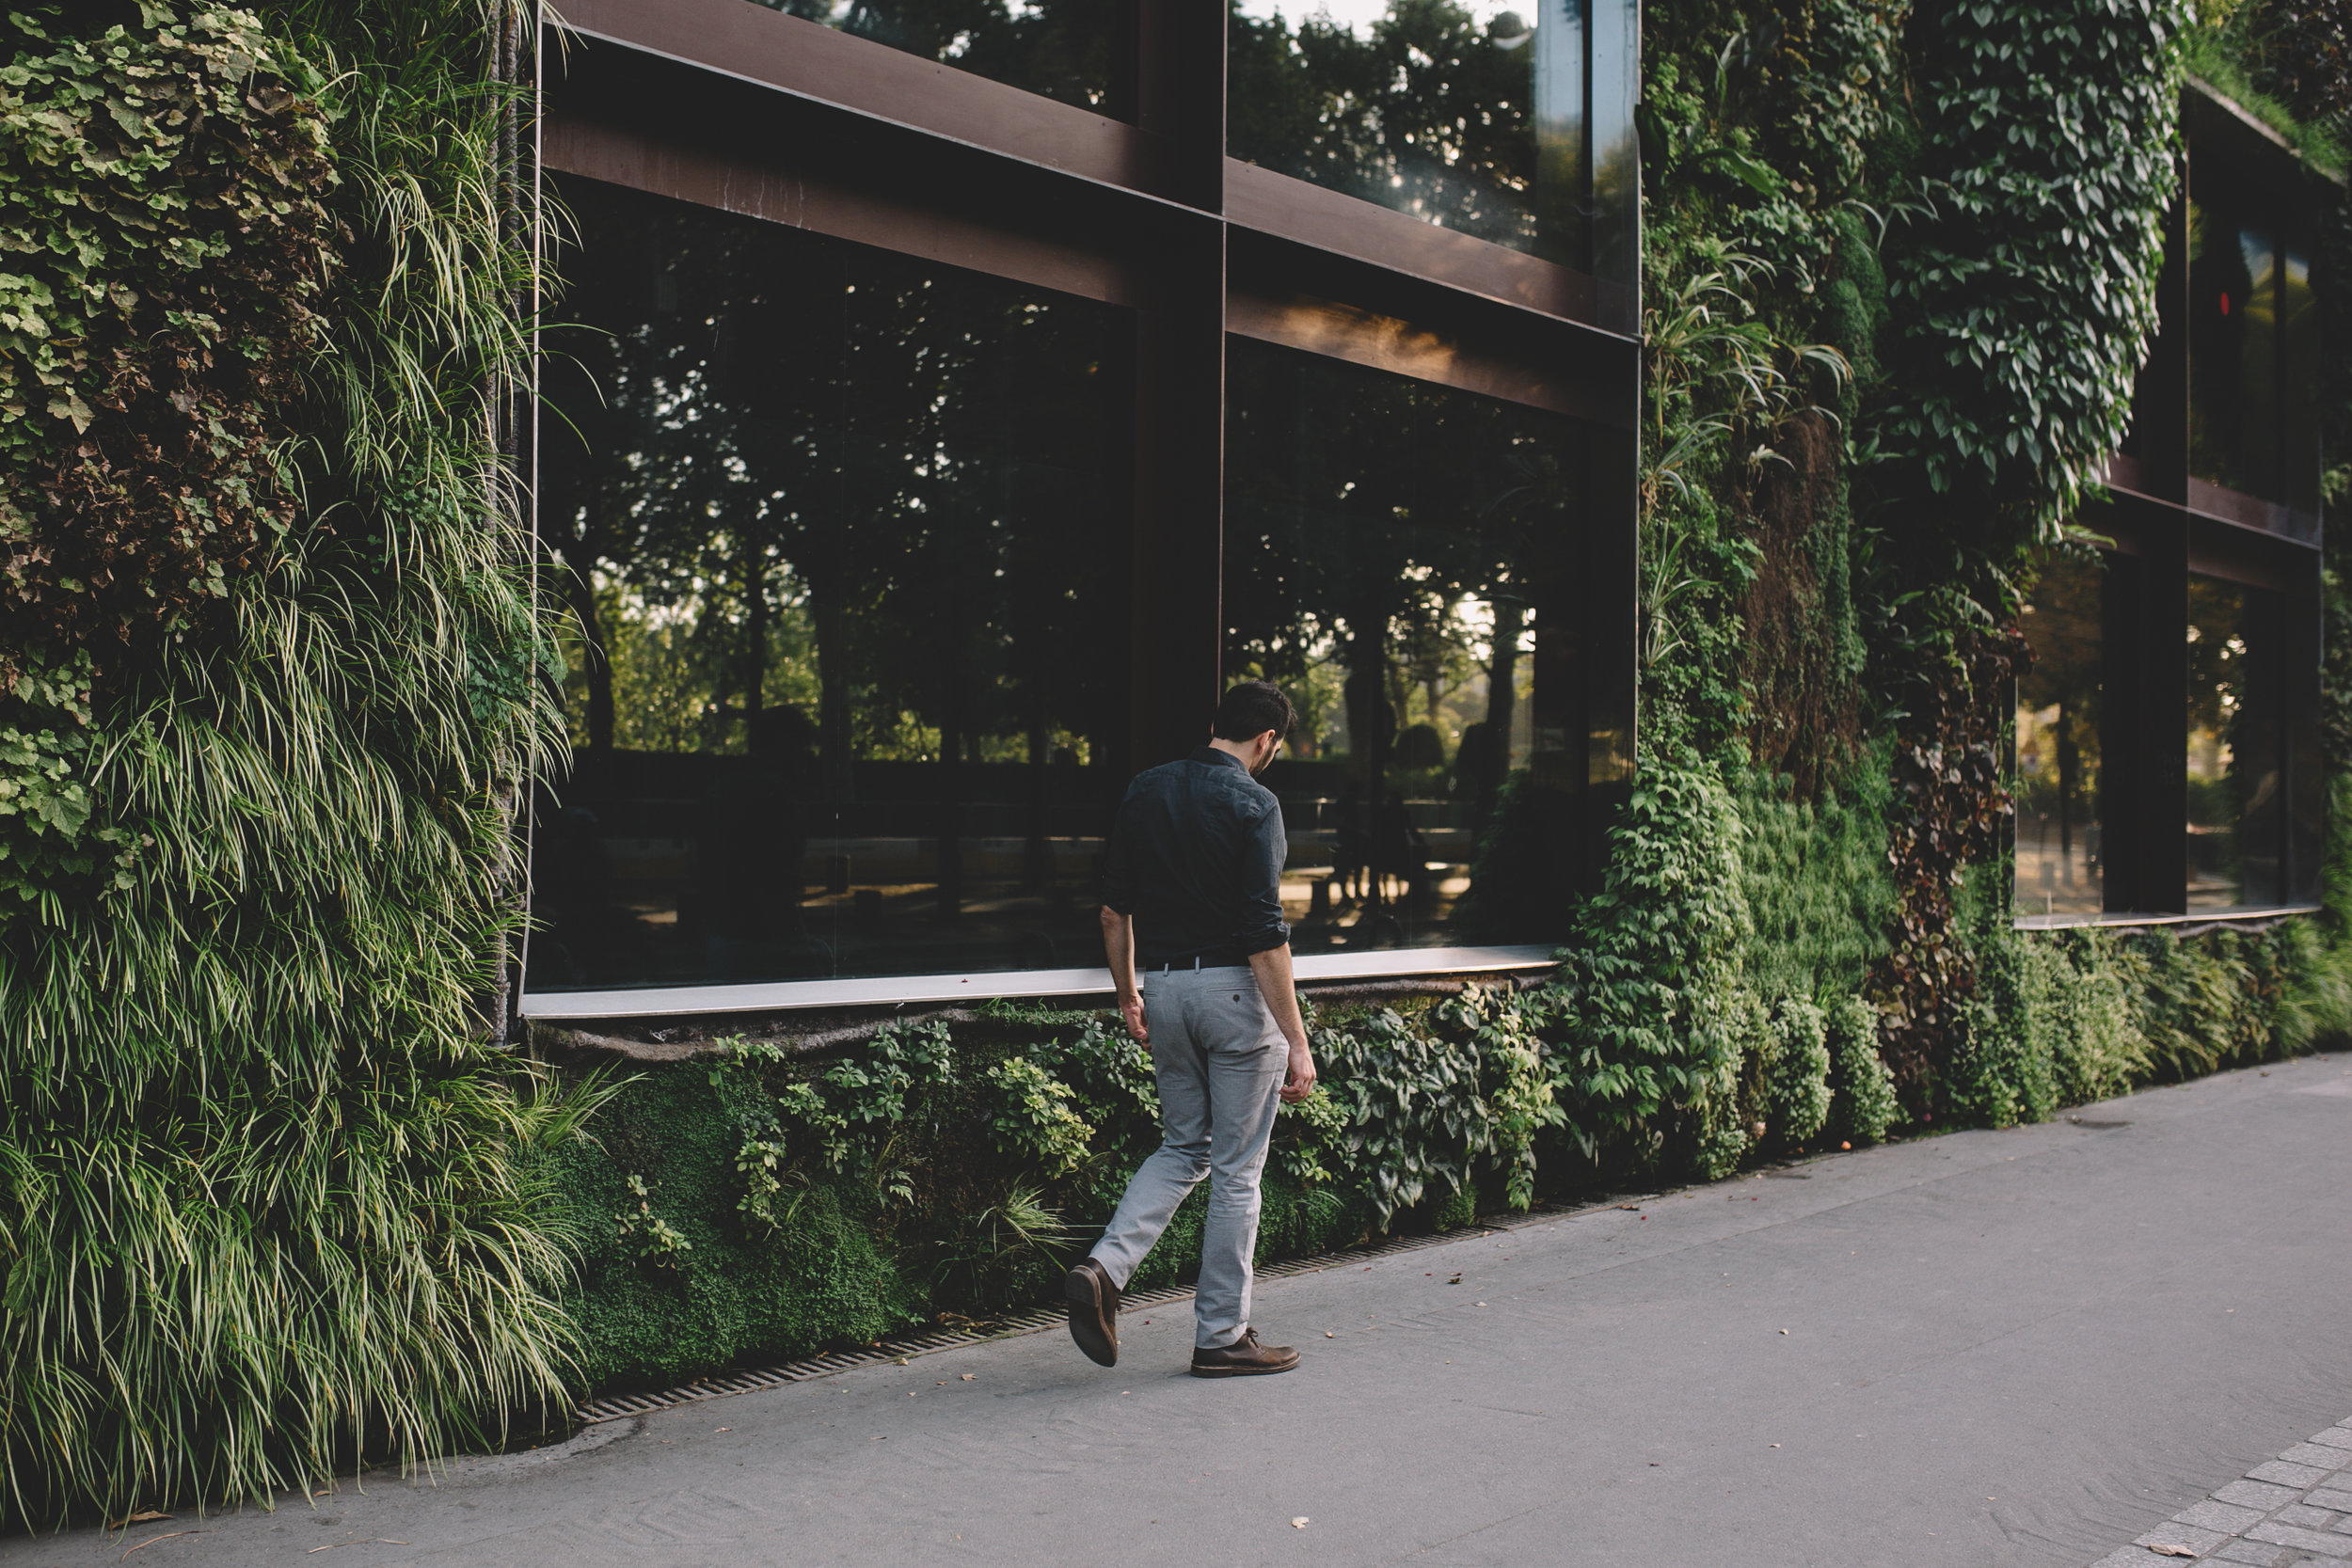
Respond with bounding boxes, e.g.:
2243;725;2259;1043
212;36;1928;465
1125;0;1228;769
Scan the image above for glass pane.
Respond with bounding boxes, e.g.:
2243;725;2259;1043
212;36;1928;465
2185;576;2284;911
1230;0;1581;264
1224;336;1590;954
746;0;1131;116
2281;243;2320;514
532;176;1134;993
2188;201;2287;499
2016;553;2104;915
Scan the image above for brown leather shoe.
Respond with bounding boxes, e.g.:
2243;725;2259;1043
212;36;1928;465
1189;1327;1299;1378
1064;1257;1120;1367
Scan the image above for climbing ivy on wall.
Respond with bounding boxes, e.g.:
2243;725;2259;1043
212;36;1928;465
0;8;332;686
1883;0;2190;537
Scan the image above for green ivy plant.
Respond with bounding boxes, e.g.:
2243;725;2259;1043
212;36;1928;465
615;1175;693;1271
1883;0;2192;535
0;652;135;918
0;3;336;684
1288;988;1564;1224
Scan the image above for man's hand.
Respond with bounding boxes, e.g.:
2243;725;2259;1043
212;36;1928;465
1248;942;1315;1103
1120;989;1150;1045
1280;1036;1316;1104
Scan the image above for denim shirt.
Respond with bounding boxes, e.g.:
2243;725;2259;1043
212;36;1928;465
1100;747;1290;967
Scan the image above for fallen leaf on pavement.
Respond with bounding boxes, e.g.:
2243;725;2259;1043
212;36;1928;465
961;1373;975;1381
2148;1547;2196;1559
122;1532;203;1560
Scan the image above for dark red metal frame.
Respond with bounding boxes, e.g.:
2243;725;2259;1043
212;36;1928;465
535;0;1645;887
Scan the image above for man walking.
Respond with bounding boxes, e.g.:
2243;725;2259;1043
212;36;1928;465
1065;681;1316;1377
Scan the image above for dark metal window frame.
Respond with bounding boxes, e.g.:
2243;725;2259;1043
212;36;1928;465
523;0;1644;1014
2026;83;2331;930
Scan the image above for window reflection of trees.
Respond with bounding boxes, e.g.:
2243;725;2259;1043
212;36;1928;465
746;0;1129;113
534;178;1129;989
2187;194;2317;507
2015;554;2104;916
1232;0;1572;260
1225;338;1578;950
2185;575;2283;911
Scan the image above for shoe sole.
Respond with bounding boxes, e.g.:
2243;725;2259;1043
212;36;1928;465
1065;1270;1117;1368
1188;1358;1300;1378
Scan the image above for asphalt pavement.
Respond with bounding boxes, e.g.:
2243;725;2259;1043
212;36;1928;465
10;1050;2352;1568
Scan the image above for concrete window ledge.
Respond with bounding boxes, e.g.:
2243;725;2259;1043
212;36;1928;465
2013;905;2321;935
523;945;1561;1063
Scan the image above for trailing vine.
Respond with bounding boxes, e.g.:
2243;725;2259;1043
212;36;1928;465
1882;0;2190;539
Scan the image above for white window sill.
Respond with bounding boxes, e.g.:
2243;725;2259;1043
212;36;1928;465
2012;905;2320;932
518;943;1560;1021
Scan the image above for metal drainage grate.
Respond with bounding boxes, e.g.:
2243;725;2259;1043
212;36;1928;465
573;1212;1563;1424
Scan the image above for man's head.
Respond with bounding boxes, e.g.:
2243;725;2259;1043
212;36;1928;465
1210;680;1294;775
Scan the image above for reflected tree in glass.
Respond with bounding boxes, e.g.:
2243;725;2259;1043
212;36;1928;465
748;0;1132;114
1225;337;1583;952
2014;553;2103;915
2185;575;2284;911
1231;0;1589;263
532;176;1131;990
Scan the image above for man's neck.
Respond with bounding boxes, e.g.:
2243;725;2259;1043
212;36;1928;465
1206;736;1257;769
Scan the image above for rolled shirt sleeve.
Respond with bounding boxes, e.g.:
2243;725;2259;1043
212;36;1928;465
1234;800;1291;956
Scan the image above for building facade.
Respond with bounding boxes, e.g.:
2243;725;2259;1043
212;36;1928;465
523;0;1645;1019
520;4;2328;1025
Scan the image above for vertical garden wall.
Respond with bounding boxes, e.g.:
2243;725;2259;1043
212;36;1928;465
0;0;595;1528
540;0;2352;1401
2;0;2350;1529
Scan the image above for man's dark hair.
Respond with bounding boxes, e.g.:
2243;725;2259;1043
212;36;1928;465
1212;680;1294;743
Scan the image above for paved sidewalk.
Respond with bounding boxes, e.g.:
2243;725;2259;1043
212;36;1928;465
2092;1415;2352;1566
8;1053;2352;1568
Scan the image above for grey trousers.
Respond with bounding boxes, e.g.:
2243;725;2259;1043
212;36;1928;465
1089;965;1287;1349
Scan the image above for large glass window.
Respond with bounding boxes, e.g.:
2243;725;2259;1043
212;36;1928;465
744;0;1131;115
2016;553;2105;916
531;177;1133;992
2189;196;2321;510
2185;574;2285;911
1224;337;1588;953
1230;0;1582;262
